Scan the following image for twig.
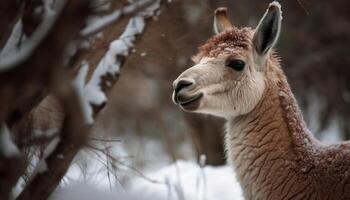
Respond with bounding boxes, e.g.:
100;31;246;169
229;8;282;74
86;143;164;185
17;72;89;200
84;147;126;190
296;0;309;15
115;159;165;184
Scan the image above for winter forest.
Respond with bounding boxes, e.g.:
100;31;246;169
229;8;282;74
1;0;350;199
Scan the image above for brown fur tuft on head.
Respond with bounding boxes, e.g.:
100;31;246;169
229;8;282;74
192;27;252;63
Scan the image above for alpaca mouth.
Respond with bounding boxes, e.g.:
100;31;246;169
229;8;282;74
178;93;203;111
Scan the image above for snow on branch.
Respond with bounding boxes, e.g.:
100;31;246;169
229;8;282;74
17;2;166;198
73;61;93;124
0;124;20;158
31;137;60;176
80;0;157;38
0;0;24;49
0;0;92;129
76;0;162;124
6;0;166;199
0;0;66;72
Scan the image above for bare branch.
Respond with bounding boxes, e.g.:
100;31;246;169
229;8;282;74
296;0;309;15
16;74;88;200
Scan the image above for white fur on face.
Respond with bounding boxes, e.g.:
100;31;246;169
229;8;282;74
174;52;266;119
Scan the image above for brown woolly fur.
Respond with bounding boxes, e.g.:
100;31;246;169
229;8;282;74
193;27;252;62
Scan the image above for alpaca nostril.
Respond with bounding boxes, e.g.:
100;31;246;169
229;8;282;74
175;79;193;94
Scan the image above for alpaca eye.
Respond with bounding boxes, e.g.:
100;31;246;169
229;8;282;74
226;59;245;71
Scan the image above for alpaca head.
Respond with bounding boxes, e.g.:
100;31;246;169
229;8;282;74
172;1;282;118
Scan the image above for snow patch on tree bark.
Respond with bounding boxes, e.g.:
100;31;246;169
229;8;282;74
0;124;20;157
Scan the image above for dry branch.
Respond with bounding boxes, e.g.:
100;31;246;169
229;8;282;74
16;72;88;200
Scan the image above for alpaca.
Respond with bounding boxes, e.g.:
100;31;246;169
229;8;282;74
172;2;350;200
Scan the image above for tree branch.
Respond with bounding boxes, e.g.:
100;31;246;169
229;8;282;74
0;0;91;199
0;124;23;200
0;0;24;49
80;0;157;38
15;0;167;199
16;71;88;200
0;0;90;128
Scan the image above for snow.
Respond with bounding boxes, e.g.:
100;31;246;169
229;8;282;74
32;137;60;175
74;0;161;124
50;183;122;200
0;20;24;59
130;161;244;200
0;124;20;157
92;0;112;12
82;12;122;37
318;118;343;144
43;0;55;17
35;159;48;173
199;154;206;167
51;161;243;200
51;136;242;200
81;0;157;37
12;176;26;198
0;0;66;71
304;93;343;144
43;136;60;159
76;16;147;124
73;61;94;124
33;127;59;138
89;15;145;76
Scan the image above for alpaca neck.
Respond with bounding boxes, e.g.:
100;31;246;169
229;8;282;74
226;78;317;199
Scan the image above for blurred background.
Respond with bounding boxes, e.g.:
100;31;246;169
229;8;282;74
9;0;349;198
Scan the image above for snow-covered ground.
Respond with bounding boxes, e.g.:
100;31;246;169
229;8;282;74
50;161;243;200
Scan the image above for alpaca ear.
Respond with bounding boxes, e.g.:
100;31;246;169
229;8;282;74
252;1;282;55
213;7;233;34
